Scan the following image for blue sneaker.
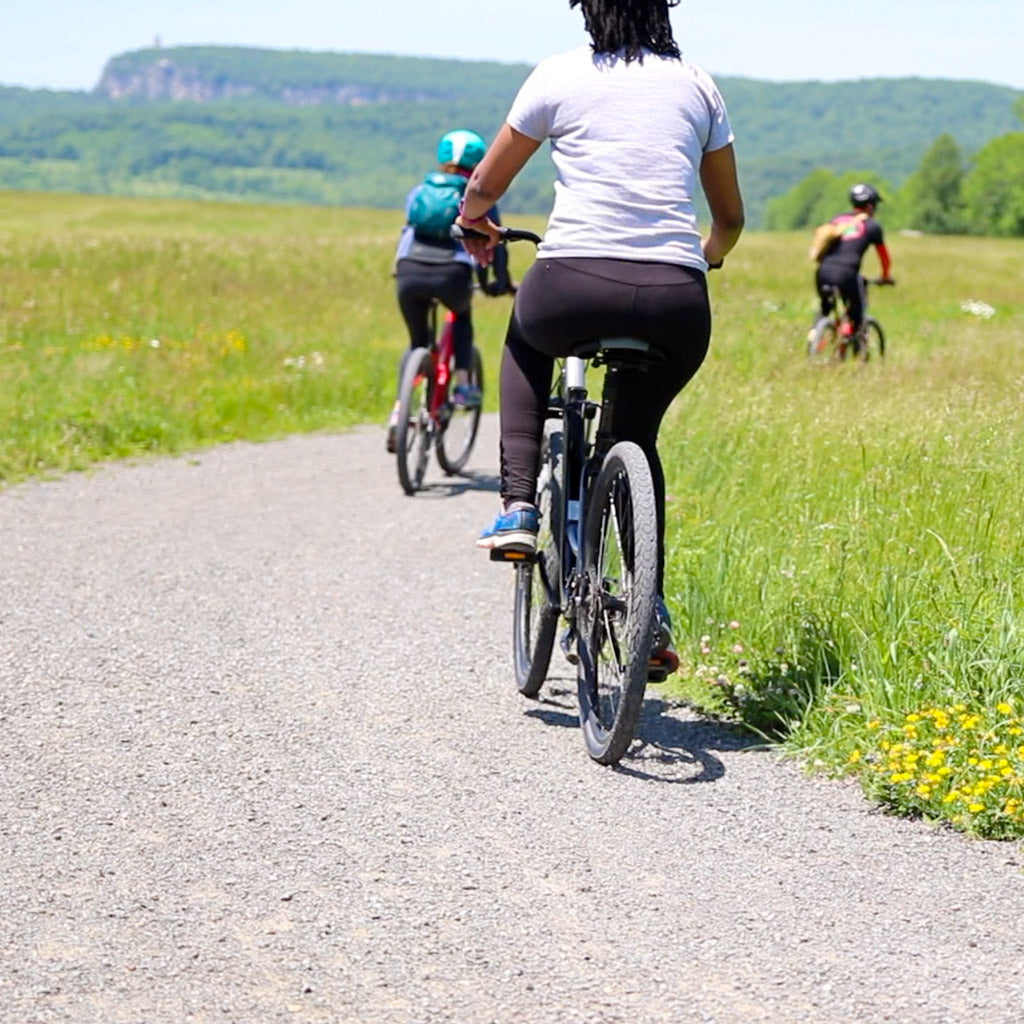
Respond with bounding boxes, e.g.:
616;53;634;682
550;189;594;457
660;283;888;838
477;503;539;554
452;384;482;409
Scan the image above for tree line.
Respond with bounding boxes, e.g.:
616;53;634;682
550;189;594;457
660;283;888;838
0;47;1020;229
764;98;1024;236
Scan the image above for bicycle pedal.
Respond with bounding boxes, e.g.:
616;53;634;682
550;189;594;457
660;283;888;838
648;650;679;683
489;548;537;563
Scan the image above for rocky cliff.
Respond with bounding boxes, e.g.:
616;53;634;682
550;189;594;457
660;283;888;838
97;53;443;105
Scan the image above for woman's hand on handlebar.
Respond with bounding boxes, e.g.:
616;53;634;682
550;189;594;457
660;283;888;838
455;215;502;267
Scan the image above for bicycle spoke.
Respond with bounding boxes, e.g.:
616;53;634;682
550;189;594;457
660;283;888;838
436;347;483;476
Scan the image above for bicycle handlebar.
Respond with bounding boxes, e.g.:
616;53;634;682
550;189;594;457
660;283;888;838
451;224;726;270
451;224;542;245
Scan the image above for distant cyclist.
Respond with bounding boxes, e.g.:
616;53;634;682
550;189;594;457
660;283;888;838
387;129;512;452
456;0;744;670
814;183;894;340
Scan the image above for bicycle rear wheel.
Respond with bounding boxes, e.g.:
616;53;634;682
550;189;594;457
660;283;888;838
436;346;483;476
576;441;658;765
395;347;433;495
859;318;885;360
513;424;562;697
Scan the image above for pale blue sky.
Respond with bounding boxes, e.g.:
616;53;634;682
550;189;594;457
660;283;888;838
3;0;1023;92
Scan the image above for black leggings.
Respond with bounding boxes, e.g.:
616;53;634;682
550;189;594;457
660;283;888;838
395;260;473;385
500;257;711;591
816;266;866;329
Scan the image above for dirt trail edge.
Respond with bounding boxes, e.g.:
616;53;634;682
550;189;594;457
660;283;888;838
2;418;1022;1024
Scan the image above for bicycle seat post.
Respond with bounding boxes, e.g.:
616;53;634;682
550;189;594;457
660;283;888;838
564;355;586;393
562;354;589;563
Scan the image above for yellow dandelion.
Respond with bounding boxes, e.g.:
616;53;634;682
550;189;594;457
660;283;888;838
968;803;985;813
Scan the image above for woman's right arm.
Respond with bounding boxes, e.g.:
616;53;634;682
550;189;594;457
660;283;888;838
700;143;744;267
456;124;541;265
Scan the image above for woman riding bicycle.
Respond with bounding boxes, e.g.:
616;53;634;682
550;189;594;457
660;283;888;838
458;0;744;666
387;129;512;452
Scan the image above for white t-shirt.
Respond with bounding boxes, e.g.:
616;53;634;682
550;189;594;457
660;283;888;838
506;47;734;270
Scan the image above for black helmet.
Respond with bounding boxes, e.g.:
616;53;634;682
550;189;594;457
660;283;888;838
850;183;882;207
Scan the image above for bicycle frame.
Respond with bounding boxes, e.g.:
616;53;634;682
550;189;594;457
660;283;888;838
557;356;590;602
546;354;629;622
419;305;458;423
811;275;890;363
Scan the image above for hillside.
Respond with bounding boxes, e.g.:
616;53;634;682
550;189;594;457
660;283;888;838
0;46;1019;225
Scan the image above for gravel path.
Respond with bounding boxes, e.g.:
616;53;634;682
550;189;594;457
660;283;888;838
2;417;1023;1024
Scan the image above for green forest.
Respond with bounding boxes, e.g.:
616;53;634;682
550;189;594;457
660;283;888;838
0;46;1021;230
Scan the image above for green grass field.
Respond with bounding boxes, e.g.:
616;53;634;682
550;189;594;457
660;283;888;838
3;191;1023;837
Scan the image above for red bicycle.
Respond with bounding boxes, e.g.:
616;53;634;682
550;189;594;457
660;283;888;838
807;277;895;362
395;302;484;495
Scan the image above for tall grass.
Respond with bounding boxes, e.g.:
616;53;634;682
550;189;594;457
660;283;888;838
660;232;1024;837
0;191;525;481
4;192;1023;835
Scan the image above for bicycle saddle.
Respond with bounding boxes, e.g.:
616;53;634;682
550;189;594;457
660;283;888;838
571;338;663;367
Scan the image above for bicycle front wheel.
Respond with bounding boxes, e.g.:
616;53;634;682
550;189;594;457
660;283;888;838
395;347;433;495
576;441;658;765
436;346;483;476
807;317;841;361
512;424;562;697
860;318;885;360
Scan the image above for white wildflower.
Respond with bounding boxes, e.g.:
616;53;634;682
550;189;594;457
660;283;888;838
960;299;995;319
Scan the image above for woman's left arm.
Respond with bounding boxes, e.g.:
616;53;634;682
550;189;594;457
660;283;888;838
700;143;744;268
457;124;541;264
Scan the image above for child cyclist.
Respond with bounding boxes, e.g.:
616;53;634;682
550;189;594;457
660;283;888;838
387;129;513;453
812;182;894;347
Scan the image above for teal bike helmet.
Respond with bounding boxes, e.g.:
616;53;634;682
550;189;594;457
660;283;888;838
437;129;486;171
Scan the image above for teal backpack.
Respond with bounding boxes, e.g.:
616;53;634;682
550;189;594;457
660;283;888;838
407;172;466;241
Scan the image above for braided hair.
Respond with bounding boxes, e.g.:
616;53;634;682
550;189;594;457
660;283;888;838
569;0;681;62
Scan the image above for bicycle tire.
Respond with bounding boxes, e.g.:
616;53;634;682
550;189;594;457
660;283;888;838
860;318;885;360
576;441;658;765
395;347;433;495
436;346;484;476
807;317;841;361
512;424;562;697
